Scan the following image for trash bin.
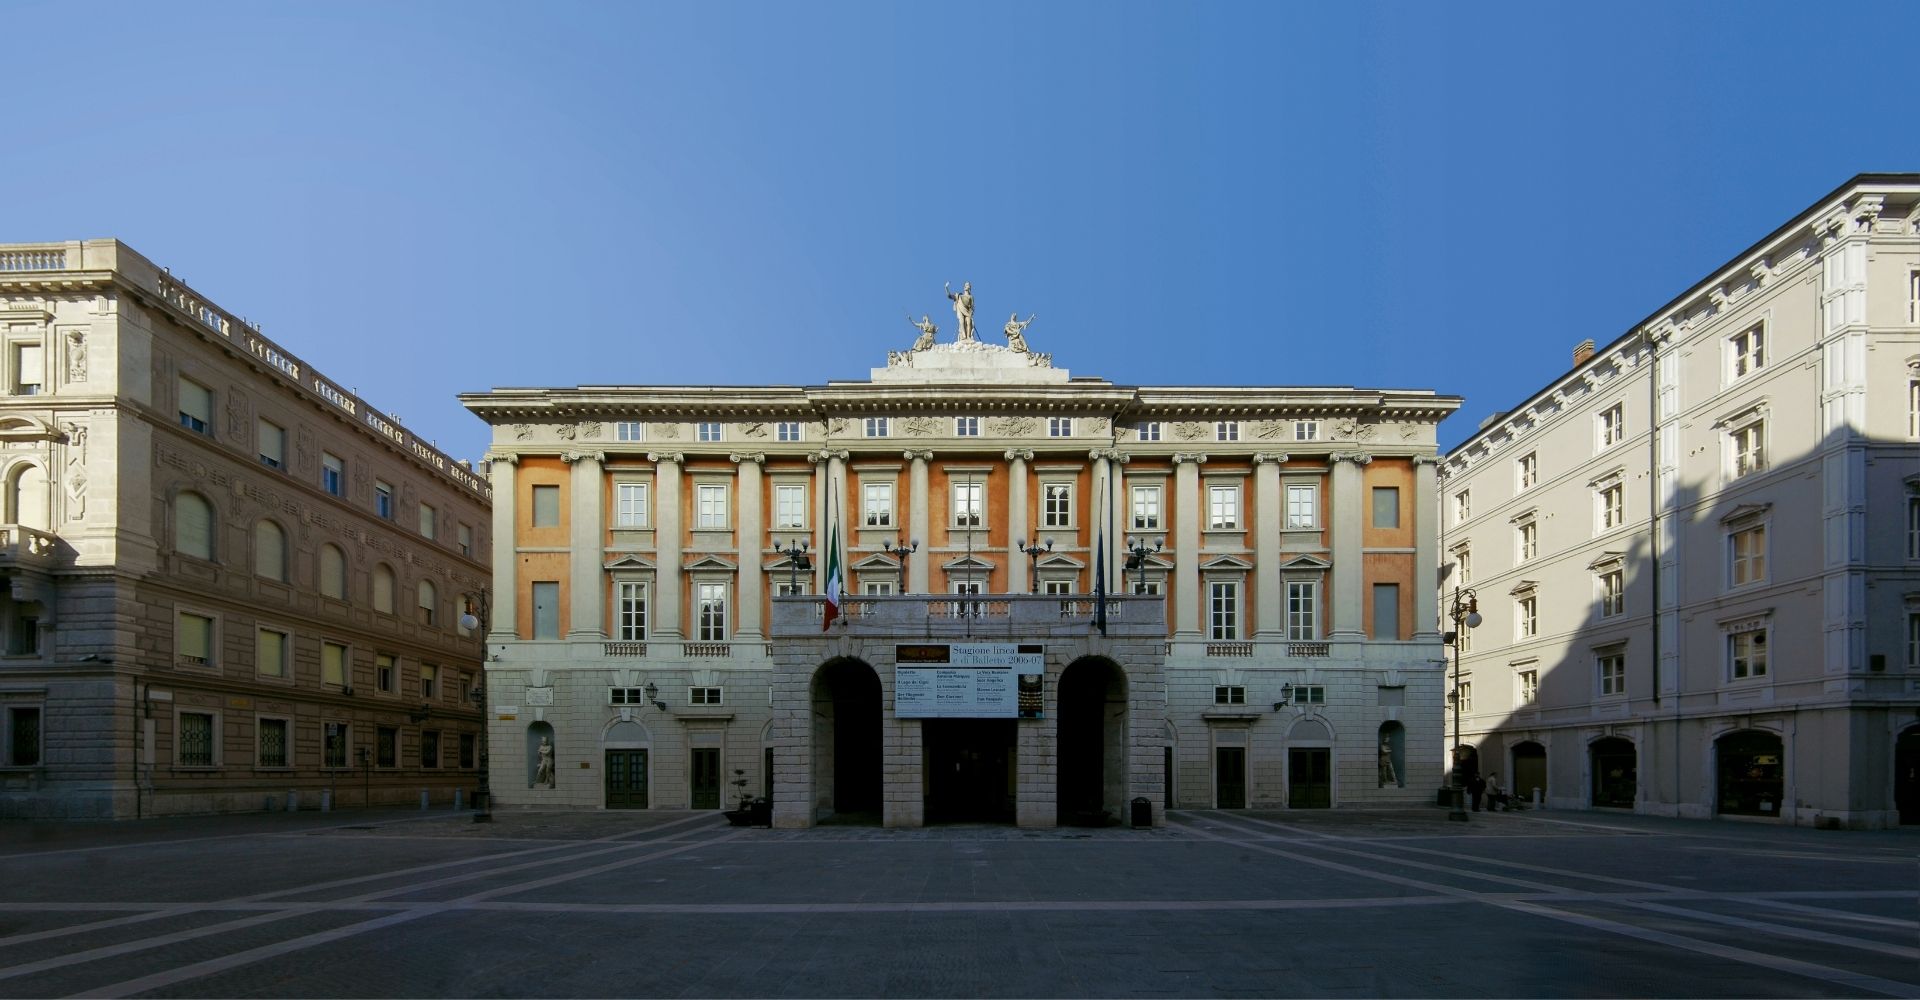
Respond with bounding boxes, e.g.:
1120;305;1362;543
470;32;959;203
1130;797;1152;828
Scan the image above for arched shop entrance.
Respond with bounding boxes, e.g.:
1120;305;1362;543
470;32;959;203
1511;741;1547;805
1589;737;1635;809
1715;729;1784;818
1894;724;1920;826
1056;656;1128;826
811;657;882;823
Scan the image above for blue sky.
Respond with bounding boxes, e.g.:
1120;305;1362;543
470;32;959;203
6;1;1914;457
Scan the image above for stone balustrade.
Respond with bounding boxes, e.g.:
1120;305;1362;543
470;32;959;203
772;593;1164;639
0;525;60;567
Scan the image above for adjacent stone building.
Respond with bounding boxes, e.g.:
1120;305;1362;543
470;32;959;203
1438;174;1920;828
462;330;1459;825
0;240;490;818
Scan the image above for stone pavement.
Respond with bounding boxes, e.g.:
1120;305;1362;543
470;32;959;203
0;806;1914;997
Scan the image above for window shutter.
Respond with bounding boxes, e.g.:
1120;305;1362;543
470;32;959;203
179;378;212;423
175;494;212;558
373;566;394;613
257;628;284;677
254;521;285;580
320;545;346;598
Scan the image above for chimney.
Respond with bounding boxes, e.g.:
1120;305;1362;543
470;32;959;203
1573;339;1596;368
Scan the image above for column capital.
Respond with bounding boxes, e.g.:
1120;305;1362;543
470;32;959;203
481;451;519;466
1003;448;1034;463
729;452;767;465
560;450;605;465
1251;452;1290;466
1412;454;1440;467
1171;452;1208;466
1087;448;1130;464
809;449;850;465
903;450;934;462
647;451;685;465
1330;451;1373;465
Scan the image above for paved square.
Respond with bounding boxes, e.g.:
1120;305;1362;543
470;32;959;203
0;807;1913;997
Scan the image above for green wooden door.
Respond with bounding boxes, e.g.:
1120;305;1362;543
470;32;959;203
605;750;648;809
691;748;721;809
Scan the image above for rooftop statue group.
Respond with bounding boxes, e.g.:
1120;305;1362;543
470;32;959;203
903;280;1038;355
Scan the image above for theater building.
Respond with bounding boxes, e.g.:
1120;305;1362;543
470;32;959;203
462;329;1459;826
0;241;490;818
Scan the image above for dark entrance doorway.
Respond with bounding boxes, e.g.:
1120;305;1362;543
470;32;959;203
691;748;721;810
1057;657;1127;826
924;719;1015;823
605;749;648;809
1716;729;1784;817
1590;737;1635;809
1512;741;1547;805
1894;725;1920;825
1215;747;1246;808
1288;747;1331;808
812;658;882;823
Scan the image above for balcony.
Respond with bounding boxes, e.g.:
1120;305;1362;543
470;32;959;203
772;594;1164;639
0;526;60;569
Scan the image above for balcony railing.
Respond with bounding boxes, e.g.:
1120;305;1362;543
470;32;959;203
603;642;647;657
0;525;60;566
1205;642;1254;657
772;593;1164;638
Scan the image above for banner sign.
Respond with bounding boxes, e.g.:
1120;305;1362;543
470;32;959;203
895;643;1044;718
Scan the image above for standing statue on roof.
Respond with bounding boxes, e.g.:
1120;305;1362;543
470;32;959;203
945;281;976;342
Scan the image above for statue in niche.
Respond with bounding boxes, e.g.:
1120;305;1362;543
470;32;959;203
1378;738;1397;787
907;314;938;352
1002;313;1035;353
65;331;86;382
534;736;555;788
945;281;976;342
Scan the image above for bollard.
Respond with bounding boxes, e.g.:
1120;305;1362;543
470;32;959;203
420;790;430;810
265;795;275;812
288;789;299;812
453;789;464;810
320;789;332;812
1532;787;1542;809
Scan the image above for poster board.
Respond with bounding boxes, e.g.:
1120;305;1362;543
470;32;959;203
895;643;1044;718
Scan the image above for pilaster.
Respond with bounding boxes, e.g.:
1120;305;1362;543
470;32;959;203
1412;455;1440;640
1172;453;1206;639
1006;449;1033;593
1329;451;1371;640
732;452;766;639
907;450;931;592
562;451;605;639
651;452;684;639
484;452;518;640
1251;453;1284;638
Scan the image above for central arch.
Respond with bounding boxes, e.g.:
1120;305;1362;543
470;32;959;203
811;657;882;823
1056;656;1128;826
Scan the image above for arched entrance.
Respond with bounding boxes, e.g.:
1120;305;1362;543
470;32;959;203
1589;737;1635;809
1893;724;1920;825
1057;657;1127;826
1715;729;1784;817
602;720;650;809
811;657;882;823
1511;741;1547;805
1288;718;1333;808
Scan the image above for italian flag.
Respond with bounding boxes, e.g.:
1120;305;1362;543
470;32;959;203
821;516;843;631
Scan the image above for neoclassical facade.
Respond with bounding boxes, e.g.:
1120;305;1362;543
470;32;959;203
1439;174;1920;828
0;241;490;818
463;331;1460;825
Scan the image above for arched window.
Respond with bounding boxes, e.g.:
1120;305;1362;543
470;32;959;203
372;564;395;614
417;579;437;627
253;520;287;581
174;492;213;560
9;464;48;530
319;544;347;600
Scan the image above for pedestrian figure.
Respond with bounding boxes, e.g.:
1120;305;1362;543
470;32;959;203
1468;770;1487;812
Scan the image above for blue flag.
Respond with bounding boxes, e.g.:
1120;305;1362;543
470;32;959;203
1093;472;1108;636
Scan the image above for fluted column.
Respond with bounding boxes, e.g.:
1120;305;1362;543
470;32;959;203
651;452;684;639
1172;453;1206;639
732;453;766;640
1412;455;1440;640
907;450;932;592
484;453;518;640
1329;451;1371;640
1252;453;1286;639
563;451;606;639
1005;449;1033;593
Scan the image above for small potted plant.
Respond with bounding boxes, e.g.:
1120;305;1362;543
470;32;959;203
724;769;770;827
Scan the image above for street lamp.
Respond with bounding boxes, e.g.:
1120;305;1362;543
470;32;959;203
459;593;492;823
1125;537;1162;595
774;539;811;592
882;538;917;593
642;681;668;713
1443;586;1481;822
1017;538;1053;594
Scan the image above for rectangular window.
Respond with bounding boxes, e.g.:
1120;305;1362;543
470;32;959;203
1042;483;1072;528
256;627;287;678
176;611;214;667
1730;524;1767;587
616;582;648;640
862;581;893;595
1517;521;1538;561
1213;685;1245;705
1372;487;1400;528
1208;485;1239;529
1909;613;1920;669
419;503;436;538
458;522;472;557
615;483;648;528
952;481;983;527
1600;568;1624;617
1048;417;1072;437
1517;453;1537;491
615;422;644;442
531;485;560;527
1730;324;1766;380
1598;652;1626;696
1910;497;1920;560
1453;490;1471;524
532;582;560;640
13;343;43;395
1285;484;1317;529
420;663;437;700
697;583;727;641
1208;582;1238;640
374;481;393;519
776;422;802;442
421;730;441;768
1293;684;1327;705
178;712;215;767
1912;381;1920;440
376;726;397;768
1517;669;1539;704
258;419;285;469
1729;627;1769;679
1043;580;1073;596
1731;422;1766;478
863;483;893;528
376;653;395;694
1598;484;1624;531
689;686;723;706
1215;421;1239;442
7;706;40;766
178;377;212;434
955;416;979;437
1294;421;1319;441
1599;404;1625;449
1371;583;1399;640
775;582;807;597
864;417;889;438
322;641;348;687
258;717;289;768
1133;580;1162;596
696;484;727;529
1137;422;1161;442
323;721;348;769
697;422;722;442
322;453;344;496
460;733;476;768
1516;595;1538;639
609;687;644;705
774;484;806;530
1455;547;1473;585
1132;485;1162;530
1286;581;1317;640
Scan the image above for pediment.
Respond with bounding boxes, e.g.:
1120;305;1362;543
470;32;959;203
603;554;656;571
1035;552;1086;571
1719;502;1772;526
1585;550;1625;572
682;553;737;572
851;552;904;571
1200;554;1255;571
0;416;61;442
941;554;996;572
1509;578;1539;596
1280;554;1332;571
